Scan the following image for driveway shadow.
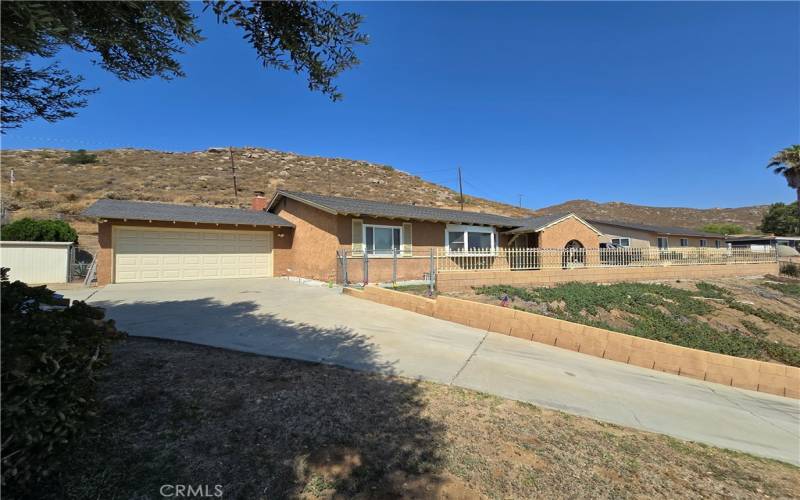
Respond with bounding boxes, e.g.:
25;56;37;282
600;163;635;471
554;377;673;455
92;297;395;374
39;298;460;497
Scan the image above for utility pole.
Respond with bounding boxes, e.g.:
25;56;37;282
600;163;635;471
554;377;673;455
457;166;464;211
518;194;523;208
228;146;239;205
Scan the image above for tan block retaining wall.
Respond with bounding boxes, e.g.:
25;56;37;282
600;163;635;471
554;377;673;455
436;262;780;292
343;285;799;399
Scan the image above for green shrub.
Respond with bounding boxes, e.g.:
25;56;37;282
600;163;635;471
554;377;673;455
60;149;97;165
764;281;800;297
0;218;78;243
780;262;799;278
1;269;124;495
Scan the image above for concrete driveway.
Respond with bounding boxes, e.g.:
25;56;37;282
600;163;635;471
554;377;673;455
61;278;800;465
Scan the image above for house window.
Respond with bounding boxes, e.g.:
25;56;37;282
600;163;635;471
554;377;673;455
680;238;689;247
699;239;707;247
446;224;496;253
657;237;669;249
364;225;401;255
715;240;721;248
611;238;630;247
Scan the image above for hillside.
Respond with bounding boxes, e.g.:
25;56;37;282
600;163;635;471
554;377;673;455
537;200;768;233
0;147;768;251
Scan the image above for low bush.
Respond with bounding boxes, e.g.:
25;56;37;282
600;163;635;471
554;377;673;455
60;149;97;165
1;269;124;496
780;261;799;278
0;218;78;243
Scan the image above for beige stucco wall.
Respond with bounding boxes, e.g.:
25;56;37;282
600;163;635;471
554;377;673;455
592;222;653;247
96;220;286;286
590;222;724;249
272;197;339;280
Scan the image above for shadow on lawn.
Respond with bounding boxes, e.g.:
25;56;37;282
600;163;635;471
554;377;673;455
41;298;453;499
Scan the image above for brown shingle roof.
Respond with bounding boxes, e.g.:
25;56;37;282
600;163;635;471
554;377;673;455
270;190;521;227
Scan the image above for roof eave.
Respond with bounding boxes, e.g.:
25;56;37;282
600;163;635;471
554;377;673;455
267;190;339;215
94;215;294;228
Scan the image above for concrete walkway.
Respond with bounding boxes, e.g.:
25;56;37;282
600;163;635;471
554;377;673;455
58;278;800;465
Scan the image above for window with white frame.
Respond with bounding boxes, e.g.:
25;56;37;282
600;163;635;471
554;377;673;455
699;239;707;247
364;224;401;255
657;237;669;249
679;238;689;247
446;224;496;253
611;238;630;247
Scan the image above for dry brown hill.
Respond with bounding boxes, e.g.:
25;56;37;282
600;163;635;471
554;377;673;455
0;147;533;251
536;200;768;233
0;147;768;251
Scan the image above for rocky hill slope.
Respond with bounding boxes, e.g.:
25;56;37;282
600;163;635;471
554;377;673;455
537;200;768;232
0;147;768;251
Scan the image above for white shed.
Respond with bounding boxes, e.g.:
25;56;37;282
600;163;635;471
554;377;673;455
0;241;73;284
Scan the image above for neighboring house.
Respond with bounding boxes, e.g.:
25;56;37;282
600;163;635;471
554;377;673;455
84;190;601;285
586;219;725;249
726;235;800;254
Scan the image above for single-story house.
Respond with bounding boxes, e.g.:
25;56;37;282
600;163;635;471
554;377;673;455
586;219;725;249
84;191;602;285
84;192;737;285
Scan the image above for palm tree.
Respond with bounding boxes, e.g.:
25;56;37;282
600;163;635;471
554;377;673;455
767;145;800;215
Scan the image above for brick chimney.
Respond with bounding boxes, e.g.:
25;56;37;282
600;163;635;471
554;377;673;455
251;191;267;211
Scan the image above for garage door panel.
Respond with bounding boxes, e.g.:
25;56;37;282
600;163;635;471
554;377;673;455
183;269;202;279
114;227;273;283
141;256;160;265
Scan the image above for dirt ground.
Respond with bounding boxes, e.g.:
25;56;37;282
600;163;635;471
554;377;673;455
39;338;799;499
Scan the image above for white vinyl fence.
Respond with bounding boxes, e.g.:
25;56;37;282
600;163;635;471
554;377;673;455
436;247;778;272
0;241;73;283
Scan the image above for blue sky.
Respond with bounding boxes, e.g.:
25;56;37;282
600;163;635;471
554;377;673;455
2;2;798;209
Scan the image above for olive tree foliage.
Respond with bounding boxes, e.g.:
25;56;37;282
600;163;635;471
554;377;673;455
208;1;368;101
1;2;201;129
1;1;368;130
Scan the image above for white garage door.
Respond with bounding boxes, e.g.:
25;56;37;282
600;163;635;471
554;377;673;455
114;227;273;283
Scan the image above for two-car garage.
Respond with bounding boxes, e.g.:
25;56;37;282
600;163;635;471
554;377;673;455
113;227;273;283
84;199;294;285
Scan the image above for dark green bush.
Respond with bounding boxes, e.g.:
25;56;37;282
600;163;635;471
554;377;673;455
780;262;799;278
1;269;124;495
0;218;78;243
60;149;97;165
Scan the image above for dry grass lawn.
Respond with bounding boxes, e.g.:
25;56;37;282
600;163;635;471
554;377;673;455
38;338;799;499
